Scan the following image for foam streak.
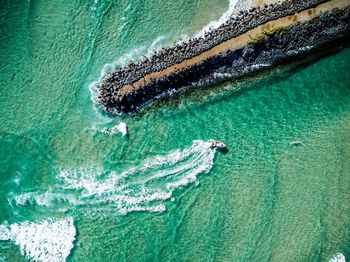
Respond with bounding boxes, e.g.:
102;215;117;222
11;141;217;216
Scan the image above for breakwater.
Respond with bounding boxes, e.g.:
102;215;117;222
98;0;350;114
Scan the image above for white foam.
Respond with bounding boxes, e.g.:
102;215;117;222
146;35;169;56
94;34;168;86
91;122;127;136
330;253;346;262
0;217;76;262
91;124;115;135
10;192;78;208
196;0;239;38
56;140;216;215
101;46;145;77
116;122;127;136
0;224;11;241
213;72;234;79
286;45;313;55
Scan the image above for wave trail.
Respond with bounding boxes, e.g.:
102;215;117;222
0;217;76;262
55;140;216;215
10;141;217;216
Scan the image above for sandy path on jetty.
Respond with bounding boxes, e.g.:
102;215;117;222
119;0;349;96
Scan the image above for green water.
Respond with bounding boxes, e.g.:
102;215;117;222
1;0;350;261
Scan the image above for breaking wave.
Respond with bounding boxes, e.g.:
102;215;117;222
0;217;75;262
196;0;239;37
11;140;217;216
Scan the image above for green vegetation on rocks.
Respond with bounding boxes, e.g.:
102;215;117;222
248;25;290;45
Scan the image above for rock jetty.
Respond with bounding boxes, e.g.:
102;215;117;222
97;0;350;114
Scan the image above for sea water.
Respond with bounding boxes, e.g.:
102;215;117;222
0;0;349;261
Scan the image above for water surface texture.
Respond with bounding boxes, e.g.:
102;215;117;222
0;0;349;261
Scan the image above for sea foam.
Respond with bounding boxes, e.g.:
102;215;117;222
0;217;76;262
9;191;78;208
329;253;346;262
92;122;128;136
196;0;239;37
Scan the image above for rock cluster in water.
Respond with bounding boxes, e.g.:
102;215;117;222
97;0;350;114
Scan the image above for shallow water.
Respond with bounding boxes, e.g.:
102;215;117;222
0;0;349;261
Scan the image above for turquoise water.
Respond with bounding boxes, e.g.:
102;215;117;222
1;0;350;261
